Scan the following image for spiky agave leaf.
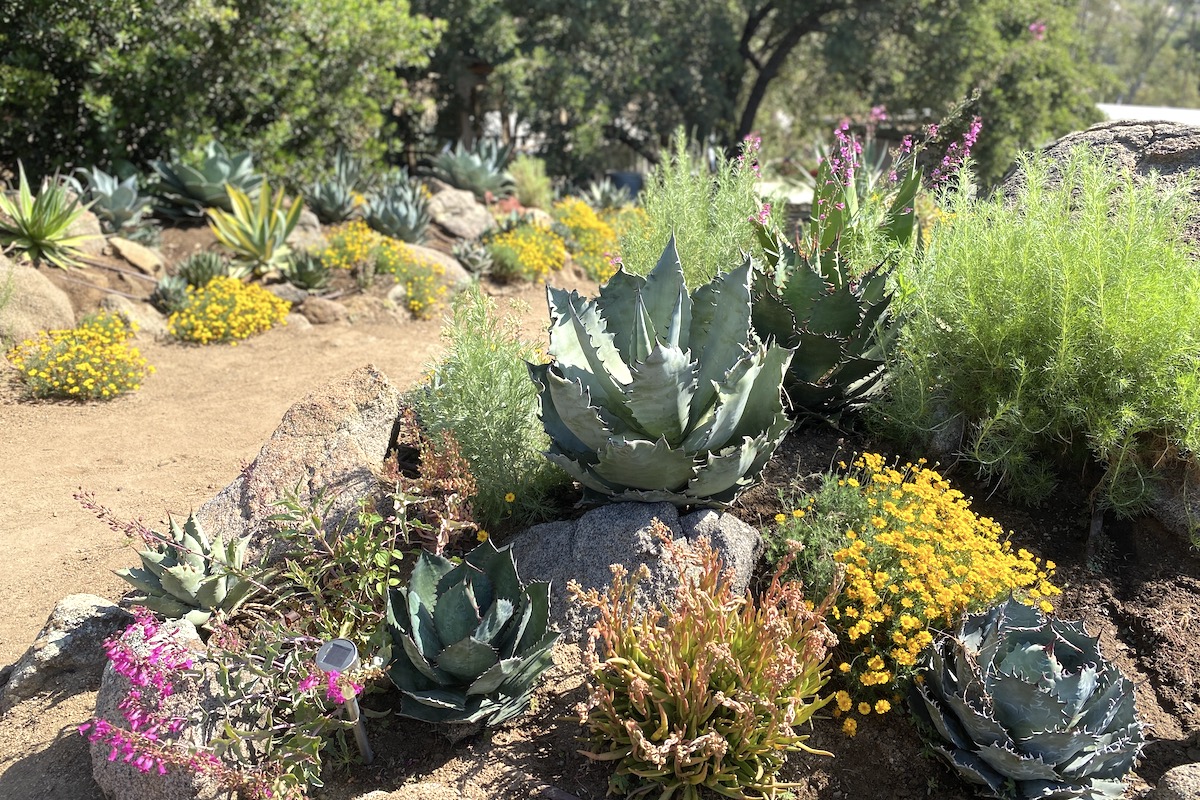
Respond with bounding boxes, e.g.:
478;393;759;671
529;235;793;508
385;539;559;734
911;599;1144;800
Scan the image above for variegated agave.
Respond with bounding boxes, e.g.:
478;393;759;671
911;599;1144;800
528;236;793;507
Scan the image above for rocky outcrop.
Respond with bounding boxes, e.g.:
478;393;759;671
1153;763;1200;800
194;364;403;562
509;502;763;643
428;187;494;242
0;594;133;708
0;255;75;346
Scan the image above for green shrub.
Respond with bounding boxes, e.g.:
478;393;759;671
6;311;153;399
883;148;1200;514
616;128;768;287
509;154;553;209
409;286;570;531
571;524;835;799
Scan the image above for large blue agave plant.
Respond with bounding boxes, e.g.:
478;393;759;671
528;236;793;508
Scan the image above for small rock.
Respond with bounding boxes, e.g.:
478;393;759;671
1153;763;1200;800
300;296;350;325
100;295;168;339
267;282;309;305
109;237;165;278
1;594;133;708
284;311;312;331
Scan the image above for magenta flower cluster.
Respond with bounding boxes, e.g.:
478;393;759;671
1029;20;1047;41
737;132;763;177
79;610;193;775
929;117;984;185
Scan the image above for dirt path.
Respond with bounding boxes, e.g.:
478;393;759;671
0;285;555;667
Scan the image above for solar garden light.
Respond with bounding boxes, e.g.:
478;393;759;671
314;638;374;764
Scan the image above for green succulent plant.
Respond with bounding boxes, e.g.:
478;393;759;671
911;599;1145;800
70;165;153;233
150;274;189;314
583;177;634;210
281;250;332;292
751;227;896;418
306;149;371;224
0;163;98;269
115;513;257;627
749;146;920;419
207;182;302;276
426;139;515;201
151;141;264;221
452;238;493;277
175;251;231;288
384;539;559;731
528;236;793;508
364;173;430;243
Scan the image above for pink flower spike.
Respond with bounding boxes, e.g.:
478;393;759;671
1029;20;1047;41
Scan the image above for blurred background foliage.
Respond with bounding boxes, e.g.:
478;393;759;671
3;0;1197;186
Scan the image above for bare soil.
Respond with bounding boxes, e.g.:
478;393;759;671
1;240;1198;800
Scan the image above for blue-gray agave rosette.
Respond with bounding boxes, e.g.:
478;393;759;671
911;599;1144;800
528;236;793;508
385;540;558;728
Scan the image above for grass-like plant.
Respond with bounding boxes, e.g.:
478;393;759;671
617;129;767;287
409;285;570;531
571;522;835;800
208;183;302;276
765;452;1058;735
0;163;98;268
883;148;1200;514
6;311;153;399
509;154;554;209
168;276;290;344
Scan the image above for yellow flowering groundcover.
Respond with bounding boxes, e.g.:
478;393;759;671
168;276;290;344
6;311;153;400
552;197;619;280
769;453;1059;733
321;220;446;317
486;222;567;282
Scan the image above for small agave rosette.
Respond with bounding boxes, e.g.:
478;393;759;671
385;540;559;729
911;599;1144;800
529;235;794;508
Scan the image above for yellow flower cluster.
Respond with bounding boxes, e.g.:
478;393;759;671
168;276;290;344
824;453;1059;731
487;222;567;282
374;239;448;319
321;220;378;272
6;311;153;400
553;197;619;280
600;206;648;244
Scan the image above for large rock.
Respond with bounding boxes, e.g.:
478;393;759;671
194;364;403;561
405;243;472;290
1;594;133;708
1153;763;1200;800
427;187;494;242
510;502;763;643
0;255;75;346
100;295;168;339
287;205;325;253
67;206;106;256
89;619;234;800
299;296;350;325
1002;121;1200;243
